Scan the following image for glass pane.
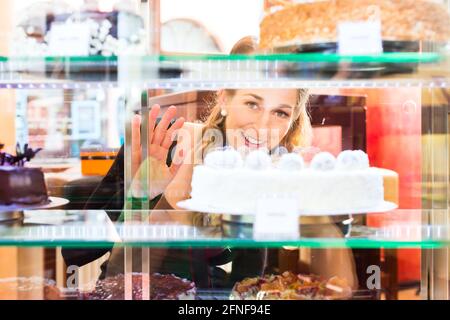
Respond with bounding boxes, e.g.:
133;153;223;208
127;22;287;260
1;0;450;301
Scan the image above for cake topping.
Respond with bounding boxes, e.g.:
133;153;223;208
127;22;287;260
278;153;305;171
245;150;272;170
354;150;370;168
271;145;289;157
0;143;42;167
310;152;336;171
336;150;369;170
204;148;243;169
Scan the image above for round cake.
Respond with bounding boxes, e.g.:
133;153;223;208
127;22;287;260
187;149;398;214
81;273;196;300
0;144;49;206
260;0;450;49
230;271;352;300
0;167;49;206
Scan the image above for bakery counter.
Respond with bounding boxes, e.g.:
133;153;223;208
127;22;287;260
0;209;448;300
0;209;447;249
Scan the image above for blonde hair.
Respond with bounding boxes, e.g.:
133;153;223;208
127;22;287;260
201;37;312;156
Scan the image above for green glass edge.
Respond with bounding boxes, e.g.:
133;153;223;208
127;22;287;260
0;56;117;63
44;56;118;63
158;52;441;64
0;238;444;249
0;52;441;64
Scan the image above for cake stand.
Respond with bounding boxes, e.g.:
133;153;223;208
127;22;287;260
177;199;397;232
0;197;70;222
177;199;397;217
272;41;442;79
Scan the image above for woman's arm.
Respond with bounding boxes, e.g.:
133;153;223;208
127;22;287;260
307;224;359;289
149;123;203;231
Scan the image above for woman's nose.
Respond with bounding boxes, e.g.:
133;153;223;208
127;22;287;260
256;111;271;129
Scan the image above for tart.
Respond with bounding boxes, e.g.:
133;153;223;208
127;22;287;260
231;272;352;300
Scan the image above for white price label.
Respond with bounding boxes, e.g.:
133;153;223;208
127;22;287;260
48;22;91;56
253;197;299;240
338;21;383;55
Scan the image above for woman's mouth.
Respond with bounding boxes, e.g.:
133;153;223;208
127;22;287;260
241;132;266;148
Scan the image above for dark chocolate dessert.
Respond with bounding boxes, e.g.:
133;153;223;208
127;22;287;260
81;273;196;300
0;143;49;206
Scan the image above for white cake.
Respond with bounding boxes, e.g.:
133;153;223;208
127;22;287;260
187;148;394;214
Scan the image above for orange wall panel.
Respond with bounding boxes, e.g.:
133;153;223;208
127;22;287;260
353;88;422;282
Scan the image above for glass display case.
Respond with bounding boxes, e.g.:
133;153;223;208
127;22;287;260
1;0;450;301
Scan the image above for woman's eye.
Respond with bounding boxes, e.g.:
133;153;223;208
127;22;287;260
275;110;290;119
246;102;259;109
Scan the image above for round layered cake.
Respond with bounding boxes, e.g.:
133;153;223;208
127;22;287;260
187;149;398;214
0;144;49;206
260;0;450;49
0;167;49;206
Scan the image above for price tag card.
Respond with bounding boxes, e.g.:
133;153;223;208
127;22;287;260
253;197;300;240
48;22;91;56
337;21;383;55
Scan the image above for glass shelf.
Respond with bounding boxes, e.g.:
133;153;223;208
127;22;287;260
0;209;448;249
0;53;449;88
0;52;442;64
158;52;442;63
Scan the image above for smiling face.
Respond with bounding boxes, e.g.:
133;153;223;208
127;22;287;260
221;89;298;152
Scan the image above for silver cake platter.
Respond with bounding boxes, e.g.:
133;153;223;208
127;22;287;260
177;199;398;227
177;199;398;217
0;197;69;222
219;213;358;226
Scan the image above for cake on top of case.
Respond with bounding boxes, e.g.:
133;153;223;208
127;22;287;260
260;0;450;49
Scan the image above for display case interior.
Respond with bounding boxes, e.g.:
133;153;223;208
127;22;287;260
1;0;450;301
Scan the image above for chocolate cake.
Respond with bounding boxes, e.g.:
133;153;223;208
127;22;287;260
81;273;196;300
0;144;49;206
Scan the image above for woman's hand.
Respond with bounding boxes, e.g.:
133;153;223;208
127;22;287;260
131;104;185;200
